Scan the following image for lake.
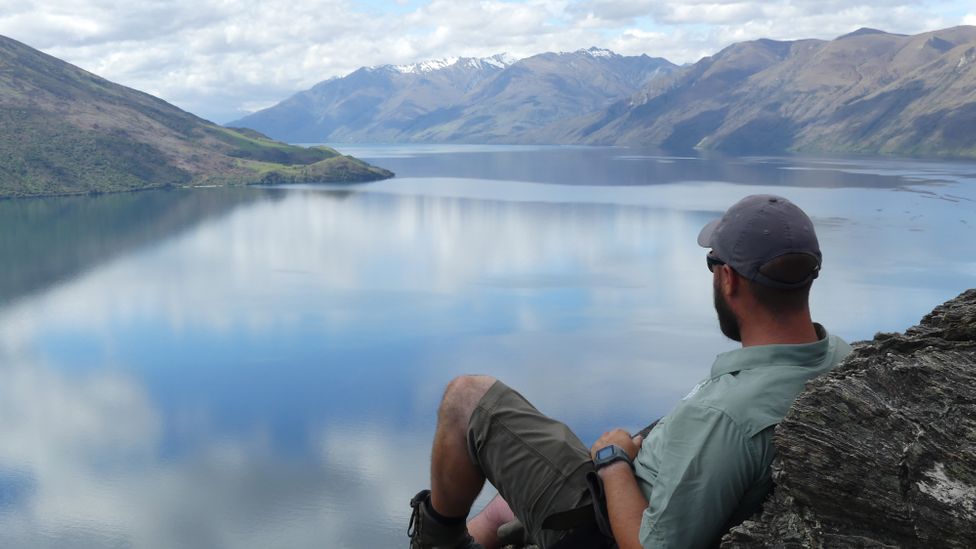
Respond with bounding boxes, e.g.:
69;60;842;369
0;145;974;547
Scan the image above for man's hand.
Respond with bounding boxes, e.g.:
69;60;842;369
590;428;644;461
590;428;648;549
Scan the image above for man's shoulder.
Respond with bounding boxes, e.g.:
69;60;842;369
692;334;852;436
675;377;768;438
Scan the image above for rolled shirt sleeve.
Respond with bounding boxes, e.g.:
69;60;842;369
637;403;759;549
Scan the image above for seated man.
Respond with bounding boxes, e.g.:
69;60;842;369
407;195;853;549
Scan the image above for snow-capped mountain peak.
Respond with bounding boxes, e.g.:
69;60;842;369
385;53;518;74
481;52;519;68
394;57;460;73
576;47;616;58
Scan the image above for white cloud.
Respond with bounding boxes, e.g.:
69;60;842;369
0;1;972;126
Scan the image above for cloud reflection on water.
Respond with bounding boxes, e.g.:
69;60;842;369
0;351;437;547
0;153;973;546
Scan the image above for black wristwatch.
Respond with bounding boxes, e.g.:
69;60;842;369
593;444;634;471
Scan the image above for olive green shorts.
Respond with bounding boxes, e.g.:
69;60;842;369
466;380;595;547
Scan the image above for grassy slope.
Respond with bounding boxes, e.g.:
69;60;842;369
0;35;393;199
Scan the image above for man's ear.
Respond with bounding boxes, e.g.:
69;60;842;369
720;264;740;296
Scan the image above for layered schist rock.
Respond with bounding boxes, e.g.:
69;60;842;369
723;289;976;548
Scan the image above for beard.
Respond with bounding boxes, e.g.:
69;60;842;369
713;280;742;342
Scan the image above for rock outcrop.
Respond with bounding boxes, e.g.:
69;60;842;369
722;289;976;548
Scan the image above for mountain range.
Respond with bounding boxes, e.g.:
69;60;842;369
0;35;392;199
234;26;976;158
565;26;976;157
230;48;676;144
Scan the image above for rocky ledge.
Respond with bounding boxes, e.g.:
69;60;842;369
722;289;976;548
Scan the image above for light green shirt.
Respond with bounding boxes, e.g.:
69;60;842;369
635;325;852;548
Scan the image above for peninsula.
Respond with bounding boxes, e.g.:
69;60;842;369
0;35;393;199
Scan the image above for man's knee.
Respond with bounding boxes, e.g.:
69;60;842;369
439;375;497;428
443;375;497;405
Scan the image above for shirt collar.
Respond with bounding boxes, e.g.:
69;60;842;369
710;323;830;379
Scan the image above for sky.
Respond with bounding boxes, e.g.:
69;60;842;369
2;0;974;123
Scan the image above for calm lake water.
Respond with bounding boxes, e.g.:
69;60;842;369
0;145;974;547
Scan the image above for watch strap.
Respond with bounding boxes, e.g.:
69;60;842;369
593;444;634;471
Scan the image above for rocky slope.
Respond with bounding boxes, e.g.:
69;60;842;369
722;289;976;547
0;35;392;199
230;49;675;144
571;26;976;157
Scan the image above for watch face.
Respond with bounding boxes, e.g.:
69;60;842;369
596;446;615;460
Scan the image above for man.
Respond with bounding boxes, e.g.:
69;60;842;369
407;195;852;549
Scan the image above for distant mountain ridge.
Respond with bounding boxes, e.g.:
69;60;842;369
0;34;392;198
230;48;677;143
234;27;976;159
555;26;976;157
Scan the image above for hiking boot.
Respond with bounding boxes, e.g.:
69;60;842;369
407;489;484;549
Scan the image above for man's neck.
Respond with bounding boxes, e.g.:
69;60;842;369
739;315;819;347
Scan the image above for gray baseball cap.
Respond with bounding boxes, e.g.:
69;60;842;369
697;194;821;289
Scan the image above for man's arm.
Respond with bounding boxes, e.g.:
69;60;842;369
590;429;648;549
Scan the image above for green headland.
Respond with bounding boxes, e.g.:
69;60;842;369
0;35;393;199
